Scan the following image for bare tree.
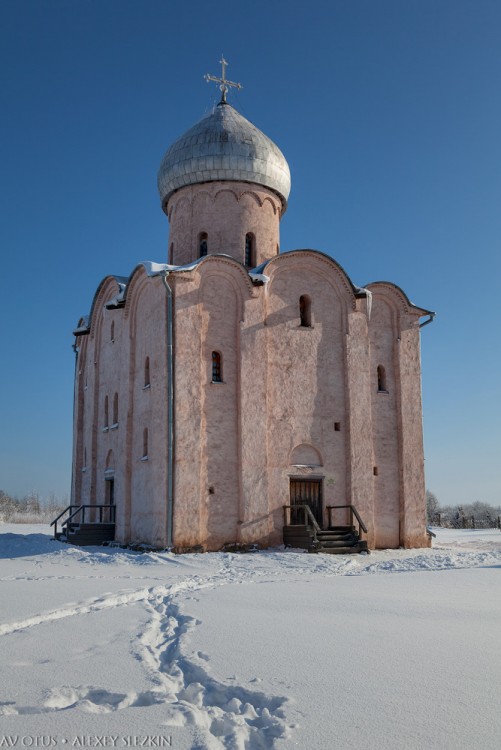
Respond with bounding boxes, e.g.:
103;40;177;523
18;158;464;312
426;490;440;523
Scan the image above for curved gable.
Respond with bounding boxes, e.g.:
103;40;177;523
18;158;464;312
265;249;360;322
123;264;151;322
88;275;128;339
366;281;434;317
181;254;256;298
196;256;255;322
265;249;360;307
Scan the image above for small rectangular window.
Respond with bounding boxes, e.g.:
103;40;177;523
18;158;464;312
299;295;311;327
199;233;208;257
245;233;255;267
212;351;222;383
334;422;341;432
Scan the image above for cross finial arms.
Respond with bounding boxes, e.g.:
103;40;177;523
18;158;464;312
205;56;242;103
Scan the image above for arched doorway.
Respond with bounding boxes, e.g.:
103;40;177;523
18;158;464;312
105;450;115;509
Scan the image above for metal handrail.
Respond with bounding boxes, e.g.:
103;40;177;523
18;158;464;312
65;505;88;526
50;505;76;538
283;504;321;533
51;504;116;539
326;504;368;538
50;505;75;528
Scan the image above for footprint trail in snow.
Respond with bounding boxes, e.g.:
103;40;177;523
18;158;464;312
0;567;291;749
3;538;500;746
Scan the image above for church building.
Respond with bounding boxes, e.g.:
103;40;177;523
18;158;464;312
70;63;434;552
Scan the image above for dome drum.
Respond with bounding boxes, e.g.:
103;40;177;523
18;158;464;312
166;180;281;267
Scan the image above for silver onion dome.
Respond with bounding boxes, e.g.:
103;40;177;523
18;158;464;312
158;102;291;211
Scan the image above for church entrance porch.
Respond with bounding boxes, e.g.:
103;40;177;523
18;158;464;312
289;478;323;526
284;480;368;554
50;503;116;546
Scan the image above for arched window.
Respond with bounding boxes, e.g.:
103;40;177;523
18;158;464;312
110;321;115;342
104;396;109;428
299;295;311;327
113;392;119;425
169;242;174;265
212;351;222;383
142;428;149;459
144;357;150;388
199;232;208;257
245;233;255;267
377;365;387;392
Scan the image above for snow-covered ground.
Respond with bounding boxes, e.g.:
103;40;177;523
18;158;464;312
1;525;500;750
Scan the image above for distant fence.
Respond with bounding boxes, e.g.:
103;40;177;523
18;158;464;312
431;513;501;530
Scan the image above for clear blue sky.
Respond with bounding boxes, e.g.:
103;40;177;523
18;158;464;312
1;0;500;507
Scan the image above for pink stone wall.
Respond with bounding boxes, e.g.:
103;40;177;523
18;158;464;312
127;273;169;547
73;271;171;549
91;279;129;538
398;318;429;548
72;334;87;506
345;303;376;548
199;270;241;547
169;272;204;547
368;295;401;548
367;283;430;549
73;253;429;552
171;259;255;549
73;277;130;531
238;289;273;546
169;254;430;552
263;253;353;540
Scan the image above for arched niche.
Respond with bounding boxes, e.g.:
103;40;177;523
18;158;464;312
290;444;323;467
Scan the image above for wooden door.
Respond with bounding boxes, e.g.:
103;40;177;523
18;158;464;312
290;479;323;526
105;477;115;506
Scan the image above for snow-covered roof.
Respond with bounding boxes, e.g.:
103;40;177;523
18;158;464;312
73;314;90;336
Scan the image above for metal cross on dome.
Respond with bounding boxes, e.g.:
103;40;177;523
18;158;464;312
205;56;242;103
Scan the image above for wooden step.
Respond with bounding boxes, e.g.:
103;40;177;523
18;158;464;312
283;525;315;550
284;522;368;555
283;528;314;534
64;522;115;546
